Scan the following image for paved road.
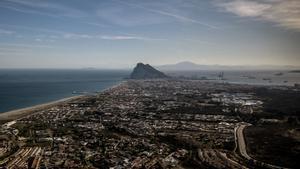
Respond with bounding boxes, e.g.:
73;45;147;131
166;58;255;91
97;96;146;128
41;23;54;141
236;124;252;160
235;124;289;169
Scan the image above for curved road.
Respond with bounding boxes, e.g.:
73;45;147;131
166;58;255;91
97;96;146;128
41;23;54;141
235;123;289;169
236;124;251;160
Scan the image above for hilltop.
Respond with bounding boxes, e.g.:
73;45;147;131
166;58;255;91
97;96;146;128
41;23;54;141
130;63;168;79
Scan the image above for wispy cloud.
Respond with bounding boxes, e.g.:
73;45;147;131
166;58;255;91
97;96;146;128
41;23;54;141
1;0;86;18
34;37;55;43
0;5;60;18
1;24;165;42
63;33;166;41
85;22;111;28
0;24;66;35
61;33;161;41
0;1;115;31
0;24;67;42
63;33;93;39
0;29;14;35
112;0;217;29
0;43;54;48
1;24;90;41
215;0;300;31
99;35;166;41
146;8;217;29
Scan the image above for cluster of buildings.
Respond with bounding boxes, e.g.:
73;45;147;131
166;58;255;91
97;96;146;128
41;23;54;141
0;80;266;168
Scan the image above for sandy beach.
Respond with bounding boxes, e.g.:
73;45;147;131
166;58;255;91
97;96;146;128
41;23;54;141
0;81;124;123
0;95;86;122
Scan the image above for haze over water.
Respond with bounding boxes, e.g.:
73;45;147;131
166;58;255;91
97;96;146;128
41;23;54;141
1;69;300;113
168;70;300;86
0;69;129;113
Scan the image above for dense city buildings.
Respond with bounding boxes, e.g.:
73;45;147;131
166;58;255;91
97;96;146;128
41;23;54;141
0;80;299;168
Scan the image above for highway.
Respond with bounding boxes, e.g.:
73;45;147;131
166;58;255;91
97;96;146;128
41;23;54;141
235;123;289;169
236;124;252;160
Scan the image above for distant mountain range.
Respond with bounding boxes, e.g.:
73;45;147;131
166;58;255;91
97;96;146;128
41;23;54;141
130;63;168;79
156;61;300;71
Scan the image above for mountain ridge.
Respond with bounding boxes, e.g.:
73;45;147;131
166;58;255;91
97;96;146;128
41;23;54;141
130;63;168;79
156;61;300;71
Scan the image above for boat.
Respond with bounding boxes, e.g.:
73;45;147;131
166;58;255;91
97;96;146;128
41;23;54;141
242;75;256;79
274;72;283;76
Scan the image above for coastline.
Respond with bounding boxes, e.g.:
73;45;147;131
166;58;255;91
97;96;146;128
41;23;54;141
0;95;86;122
0;81;124;123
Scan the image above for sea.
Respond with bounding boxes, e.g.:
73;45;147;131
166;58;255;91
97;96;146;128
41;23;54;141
0;69;300;113
167;70;300;86
0;69;129;113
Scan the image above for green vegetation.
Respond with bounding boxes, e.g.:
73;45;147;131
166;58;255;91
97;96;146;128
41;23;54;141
245;124;300;168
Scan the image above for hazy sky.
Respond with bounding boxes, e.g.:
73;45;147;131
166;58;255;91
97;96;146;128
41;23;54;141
0;0;300;68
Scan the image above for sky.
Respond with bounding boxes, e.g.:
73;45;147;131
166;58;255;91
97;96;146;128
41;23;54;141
0;0;300;69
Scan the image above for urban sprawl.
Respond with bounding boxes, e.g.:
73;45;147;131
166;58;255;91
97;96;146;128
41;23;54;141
0;80;299;169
